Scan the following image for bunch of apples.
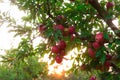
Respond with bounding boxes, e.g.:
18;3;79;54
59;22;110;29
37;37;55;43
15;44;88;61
51;40;66;64
53;24;76;40
38;15;76;64
88;32;105;58
87;32;112;71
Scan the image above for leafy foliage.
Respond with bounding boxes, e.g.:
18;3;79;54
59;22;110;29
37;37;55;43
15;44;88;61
1;0;120;80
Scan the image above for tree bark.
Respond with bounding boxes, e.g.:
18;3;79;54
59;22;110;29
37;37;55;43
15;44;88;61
88;0;120;37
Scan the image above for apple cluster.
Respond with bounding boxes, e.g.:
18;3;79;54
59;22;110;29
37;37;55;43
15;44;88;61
38;15;76;64
51;40;66;64
51;15;76;64
53;24;76;40
87;32;112;71
88;32;104;58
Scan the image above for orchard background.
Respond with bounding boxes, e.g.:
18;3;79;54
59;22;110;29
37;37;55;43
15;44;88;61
0;0;120;80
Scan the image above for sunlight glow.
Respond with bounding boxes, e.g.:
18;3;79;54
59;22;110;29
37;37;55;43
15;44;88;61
0;0;119;77
41;51;74;76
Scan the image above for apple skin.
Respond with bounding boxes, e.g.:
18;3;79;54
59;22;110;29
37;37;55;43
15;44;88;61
54;24;64;32
92;41;101;49
59;50;65;56
104;61;111;68
68;26;75;34
89;75;96;80
38;24;46;33
51;45;60;54
57;40;66;50
106;54;112;60
106;2;114;10
55;55;63;64
56;15;64;20
88;48;96;58
95;32;104;44
70;34;76;40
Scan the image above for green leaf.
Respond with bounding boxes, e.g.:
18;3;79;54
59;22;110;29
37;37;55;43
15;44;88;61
108;43;113;49
76;4;85;11
115;39;120;45
104;32;109;40
96;49;102;57
100;53;106;64
96;46;105;57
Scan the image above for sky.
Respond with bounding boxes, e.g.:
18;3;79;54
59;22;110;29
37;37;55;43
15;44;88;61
0;0;25;55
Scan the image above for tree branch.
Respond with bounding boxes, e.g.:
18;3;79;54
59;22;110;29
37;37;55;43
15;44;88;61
88;0;120;37
111;63;120;73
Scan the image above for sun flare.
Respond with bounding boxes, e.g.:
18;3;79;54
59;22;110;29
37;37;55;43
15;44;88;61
42;53;73;76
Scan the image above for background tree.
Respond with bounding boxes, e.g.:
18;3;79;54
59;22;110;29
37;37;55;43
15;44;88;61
1;0;120;80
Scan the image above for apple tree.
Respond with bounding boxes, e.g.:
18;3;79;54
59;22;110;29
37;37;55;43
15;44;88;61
5;0;120;79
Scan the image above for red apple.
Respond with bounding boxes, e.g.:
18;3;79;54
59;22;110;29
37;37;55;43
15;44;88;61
95;32;104;44
104;61;111;68
56;15;64;20
88;48;96;58
51;45;60;54
59;50;65;56
38;24;46;33
70;34;76;40
92;41;101;49
89;75;96;80
68;26;75;34
106;54;112;60
55;55;63;64
57;40;66;50
54;24;64;32
96;65;105;72
106;2;114;10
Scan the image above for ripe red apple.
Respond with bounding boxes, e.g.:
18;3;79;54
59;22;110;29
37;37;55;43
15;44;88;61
104;61;111;68
92;41;101;49
68;26;75;34
57;40;66;50
70;34;76;40
96;65;105;72
95;32;104;44
106;2;114;10
106;54;112;60
59;50;65;56
88;48;96;58
38;24;46;33
53;24;64;32
55;55;63;64
56;15;64;20
89;75;96;80
51;45;60;54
